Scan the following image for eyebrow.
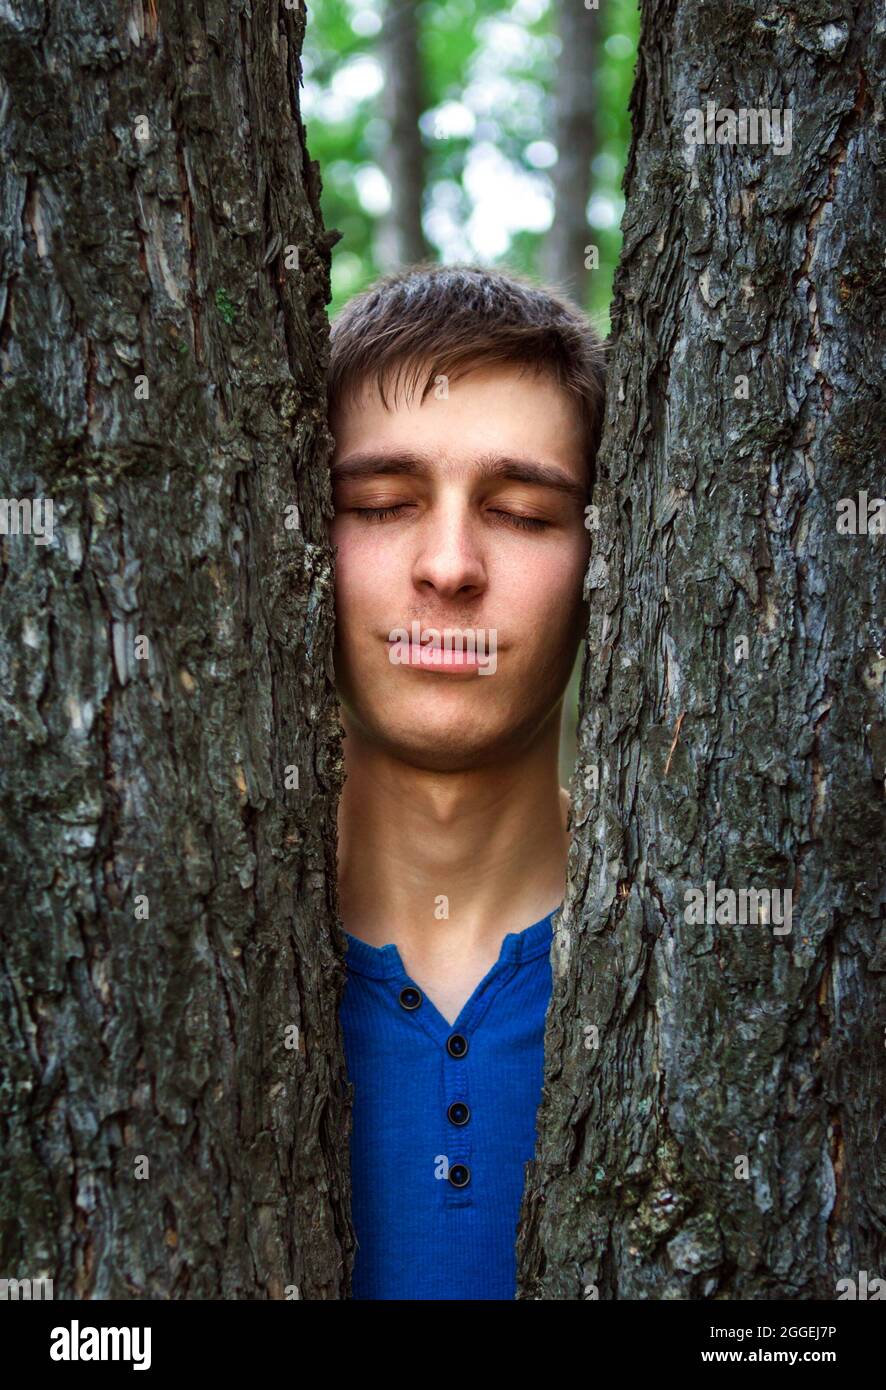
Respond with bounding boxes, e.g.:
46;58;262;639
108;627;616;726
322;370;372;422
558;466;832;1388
329;450;587;504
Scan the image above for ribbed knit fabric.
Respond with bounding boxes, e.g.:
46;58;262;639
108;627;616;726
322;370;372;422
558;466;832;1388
340;908;556;1300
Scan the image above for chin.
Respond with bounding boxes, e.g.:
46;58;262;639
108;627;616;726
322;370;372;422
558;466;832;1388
377;726;514;773
346;692;556;772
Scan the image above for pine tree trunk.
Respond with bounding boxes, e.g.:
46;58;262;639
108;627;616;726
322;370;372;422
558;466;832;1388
519;0;885;1299
377;0;430;270
0;0;351;1298
543;0;600;298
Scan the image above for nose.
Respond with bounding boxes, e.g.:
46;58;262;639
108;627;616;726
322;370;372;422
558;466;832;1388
410;493;487;602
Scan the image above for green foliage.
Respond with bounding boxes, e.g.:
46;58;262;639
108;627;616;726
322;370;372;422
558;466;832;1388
302;0;639;327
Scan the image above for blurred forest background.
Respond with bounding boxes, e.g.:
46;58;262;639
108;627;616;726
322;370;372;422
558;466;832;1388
301;0;640;778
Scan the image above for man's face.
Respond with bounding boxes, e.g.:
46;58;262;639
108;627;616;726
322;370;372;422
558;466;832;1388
329;362;590;772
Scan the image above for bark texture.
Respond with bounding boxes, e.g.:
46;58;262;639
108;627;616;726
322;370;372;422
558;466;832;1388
0;0;351;1298
543;0;600;298
519;0;885;1298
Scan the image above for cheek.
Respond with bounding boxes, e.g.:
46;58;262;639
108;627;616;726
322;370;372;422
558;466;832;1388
332;527;388;635
504;535;588;616
507;555;587;664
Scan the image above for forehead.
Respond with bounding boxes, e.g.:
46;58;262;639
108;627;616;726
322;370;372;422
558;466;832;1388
331;362;586;475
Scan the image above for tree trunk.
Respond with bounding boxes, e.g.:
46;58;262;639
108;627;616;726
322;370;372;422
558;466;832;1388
377;0;431;270
0;0;351;1299
519;0;885;1299
542;0;600;299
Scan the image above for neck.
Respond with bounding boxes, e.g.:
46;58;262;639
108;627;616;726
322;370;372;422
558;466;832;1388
336;708;569;960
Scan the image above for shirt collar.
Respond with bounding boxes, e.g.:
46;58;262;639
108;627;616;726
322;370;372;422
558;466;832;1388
342;906;558;980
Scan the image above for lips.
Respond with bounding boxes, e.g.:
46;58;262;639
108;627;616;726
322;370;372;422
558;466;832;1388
390;641;481;668
383;627;501;677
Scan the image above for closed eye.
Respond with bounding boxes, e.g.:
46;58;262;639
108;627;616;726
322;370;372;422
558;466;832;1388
351;505;550;532
351;505;411;522
489;510;550;532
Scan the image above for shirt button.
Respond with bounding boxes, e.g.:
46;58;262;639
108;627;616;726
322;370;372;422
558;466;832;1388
398;986;422;1010
447;1101;470;1126
448;1163;471;1188
447;1033;469;1058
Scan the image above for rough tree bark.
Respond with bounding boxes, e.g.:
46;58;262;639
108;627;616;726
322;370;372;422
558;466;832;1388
543;0;600;298
0;0;351;1298
519;0;885;1298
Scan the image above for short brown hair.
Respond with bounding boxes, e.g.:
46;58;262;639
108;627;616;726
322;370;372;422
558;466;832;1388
327;262;607;476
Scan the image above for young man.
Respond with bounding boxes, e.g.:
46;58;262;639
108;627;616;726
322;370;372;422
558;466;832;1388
328;264;606;1300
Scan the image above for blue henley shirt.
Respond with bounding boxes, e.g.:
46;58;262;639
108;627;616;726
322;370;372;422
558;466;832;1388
340;907;556;1300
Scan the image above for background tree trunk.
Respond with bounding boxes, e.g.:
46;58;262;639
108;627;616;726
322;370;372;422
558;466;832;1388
0;0;351;1298
543;0;600;299
377;0;431;270
519;0;885;1298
